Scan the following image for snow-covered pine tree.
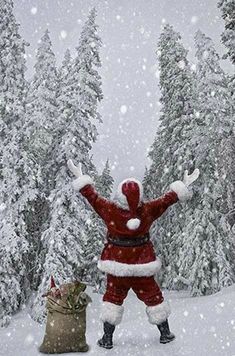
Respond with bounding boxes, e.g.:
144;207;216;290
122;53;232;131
22;30;59;291
218;0;235;225
83;215;106;292
96;159;114;198
144;24;196;289
218;0;235;64
176;31;235;296
0;0;36;326
82;160;114;292
143;167;151;200
32;8;103;322
75;7;103;142
24;29;58;194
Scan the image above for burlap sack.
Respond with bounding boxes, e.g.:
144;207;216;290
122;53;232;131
39;282;91;354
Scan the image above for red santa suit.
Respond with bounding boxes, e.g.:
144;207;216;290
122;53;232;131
73;174;191;326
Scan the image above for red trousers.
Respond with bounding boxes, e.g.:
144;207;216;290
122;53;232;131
103;274;164;307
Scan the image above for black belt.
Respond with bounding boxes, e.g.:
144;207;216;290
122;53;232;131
107;233;150;247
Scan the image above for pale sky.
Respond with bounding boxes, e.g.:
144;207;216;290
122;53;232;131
14;0;232;187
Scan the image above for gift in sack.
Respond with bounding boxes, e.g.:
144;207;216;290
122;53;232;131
39;279;92;354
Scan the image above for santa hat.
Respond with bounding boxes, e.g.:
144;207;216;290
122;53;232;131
51;276;61;297
117;178;143;230
42;276;61;298
50;275;56;289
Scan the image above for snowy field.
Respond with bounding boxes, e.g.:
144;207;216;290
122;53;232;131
1;285;235;356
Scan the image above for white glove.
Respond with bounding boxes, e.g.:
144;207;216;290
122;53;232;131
67;159;93;191
183;168;200;187
67;159;83;177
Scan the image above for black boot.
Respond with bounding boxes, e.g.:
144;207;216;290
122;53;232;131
97;321;115;349
157;319;175;344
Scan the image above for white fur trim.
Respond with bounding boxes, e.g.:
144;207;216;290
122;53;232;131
169;180;192;201
100;302;124;325
127;218;141;230
72;175;94;191
98;259;161;277
115;177;143;209
146;301;171;325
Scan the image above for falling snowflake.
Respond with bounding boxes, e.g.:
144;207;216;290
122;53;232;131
191;16;198;24
31;7;37;15
139;26;145;34
120;105;127;114
24;334;34;346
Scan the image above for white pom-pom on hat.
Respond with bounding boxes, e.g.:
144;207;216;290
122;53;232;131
127;218;141;230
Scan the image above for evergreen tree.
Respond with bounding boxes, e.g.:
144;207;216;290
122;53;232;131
218;0;235;64
176;31;235;296
0;0;36;325
32;8;103;322
144;24;196;289
75;7;103;144
22;30;58;291
97;159;114;198
82;215;106;292
82;160;114;293
218;0;235;225
24;29;58;194
0;0;27;133
143;166;151;200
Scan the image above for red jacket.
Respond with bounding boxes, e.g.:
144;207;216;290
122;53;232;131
80;184;178;277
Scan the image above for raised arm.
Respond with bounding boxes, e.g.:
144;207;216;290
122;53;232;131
67;159;113;220
146;168;200;221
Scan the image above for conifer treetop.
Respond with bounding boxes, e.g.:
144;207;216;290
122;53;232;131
218;0;235;63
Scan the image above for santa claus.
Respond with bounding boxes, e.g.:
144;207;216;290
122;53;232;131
68;159;199;349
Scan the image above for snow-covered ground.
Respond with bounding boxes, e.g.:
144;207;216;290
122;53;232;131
1;285;235;356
